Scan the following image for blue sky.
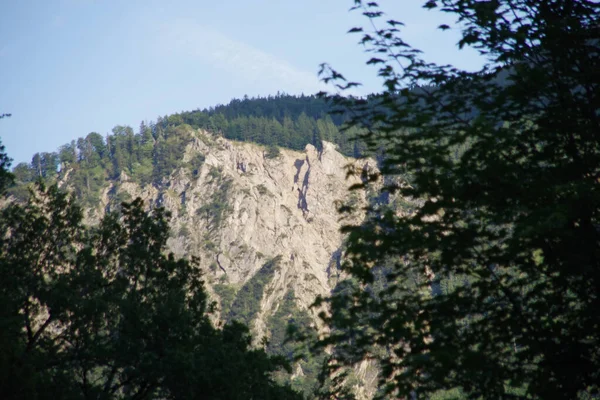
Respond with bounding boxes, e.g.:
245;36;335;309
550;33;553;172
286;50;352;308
0;0;483;166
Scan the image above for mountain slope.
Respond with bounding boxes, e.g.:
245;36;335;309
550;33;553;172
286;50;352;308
45;127;372;395
103;128;366;320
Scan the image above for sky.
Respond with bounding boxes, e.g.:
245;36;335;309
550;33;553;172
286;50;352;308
0;0;484;166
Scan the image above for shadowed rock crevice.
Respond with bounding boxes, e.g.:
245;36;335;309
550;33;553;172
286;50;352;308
216;253;227;273
297;156;311;216
293;159;304;186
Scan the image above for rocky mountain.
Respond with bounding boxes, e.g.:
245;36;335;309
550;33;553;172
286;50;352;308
105;129;364;318
57;127;376;395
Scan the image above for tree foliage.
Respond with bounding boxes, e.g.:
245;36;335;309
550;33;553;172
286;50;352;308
318;1;600;399
0;147;301;399
266;290;325;398
9;95;369;208
0;140;13;195
227;255;281;326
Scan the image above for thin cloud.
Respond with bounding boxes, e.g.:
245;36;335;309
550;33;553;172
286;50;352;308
157;20;329;95
51;15;65;28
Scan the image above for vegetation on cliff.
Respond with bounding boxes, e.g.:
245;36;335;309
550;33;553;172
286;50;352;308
9;94;368;208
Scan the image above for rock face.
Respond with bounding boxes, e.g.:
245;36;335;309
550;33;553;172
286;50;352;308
98;130;367;336
64;128;381;398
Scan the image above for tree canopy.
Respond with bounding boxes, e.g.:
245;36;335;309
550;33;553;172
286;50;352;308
9;94;369;207
318;1;600;399
0;141;302;400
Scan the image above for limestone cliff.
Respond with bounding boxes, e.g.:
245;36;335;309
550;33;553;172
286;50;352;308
86;129;367;337
43;127;381;398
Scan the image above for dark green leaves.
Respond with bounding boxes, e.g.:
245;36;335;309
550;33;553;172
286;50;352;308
316;0;600;398
0;140;13;195
0;177;302;399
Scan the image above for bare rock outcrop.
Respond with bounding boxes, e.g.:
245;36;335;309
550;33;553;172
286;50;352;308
59;128;379;398
108;130;369;328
